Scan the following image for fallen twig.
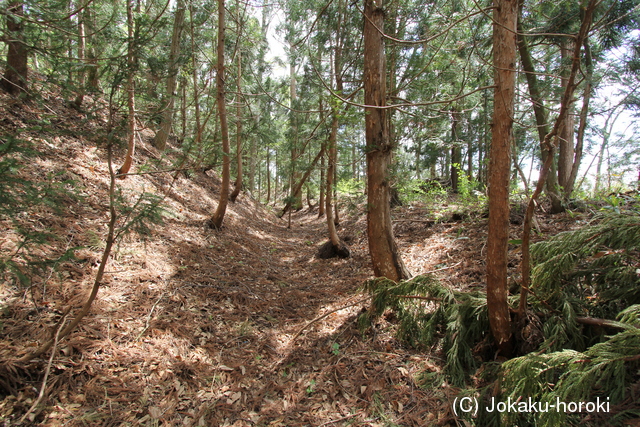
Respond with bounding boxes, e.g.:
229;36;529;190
317;412;364;426
137;290;167;340
290;296;371;343
424;261;462;274
396;295;443;302
20;310;67;424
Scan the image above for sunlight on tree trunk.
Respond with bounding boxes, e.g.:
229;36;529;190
363;0;410;282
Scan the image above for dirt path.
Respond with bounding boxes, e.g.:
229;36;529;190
0;94;446;425
59;202;438;427
1;176;440;426
0;89;581;427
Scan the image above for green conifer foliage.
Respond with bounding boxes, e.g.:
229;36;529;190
360;275;490;386
361;212;640;425
531;212;640;319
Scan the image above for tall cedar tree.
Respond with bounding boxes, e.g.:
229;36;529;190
230;51;243;203
363;0;410;281
210;0;231;229
117;0;137;177
153;0;186;151
486;0;518;355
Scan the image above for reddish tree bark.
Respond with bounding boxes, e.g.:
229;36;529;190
363;0;410;281
486;0;518;356
209;0;231;229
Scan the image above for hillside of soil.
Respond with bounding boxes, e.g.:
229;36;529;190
0;89;584;426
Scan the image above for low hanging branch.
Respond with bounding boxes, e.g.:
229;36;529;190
518;0;598;317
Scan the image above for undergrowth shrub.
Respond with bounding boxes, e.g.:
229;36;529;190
530;212;640;324
359;275;490;387
360;212;640;426
493;312;640;427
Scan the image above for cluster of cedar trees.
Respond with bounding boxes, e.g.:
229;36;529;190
0;0;625;354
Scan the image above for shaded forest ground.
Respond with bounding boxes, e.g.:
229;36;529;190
0;90;585;426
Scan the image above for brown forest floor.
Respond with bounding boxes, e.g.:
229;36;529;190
0;90;585;426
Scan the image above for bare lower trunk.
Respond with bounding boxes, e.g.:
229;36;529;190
230;52;243;203
319;112;350;259
450;108;461;193
266;148;271;204
486;0;518;356
73;7;86;108
318;148;325;217
117;1;136;177
209;0;230;229
363;0;410;281
557;40;575;192
326;116;342;246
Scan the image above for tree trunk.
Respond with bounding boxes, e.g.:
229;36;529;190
364;0;410;282
318;146;326;217
467;138;473;182
415;138;422;180
189;4;203;154
450;107;461;193
73;0;86;108
557;40;575;192
266;147;271;204
333;164;340;225
280;146;325;217
486;0;517;356
209;0;230;229
516;1;563;212
117;0;137;177
321;27;350;258
321;111;349;258
519;0;597;319
153;0;186;151
289;40;302;210
318;92;327;217
85;4;99;93
565;35;593;198
1;1;28;95
230;51;243;203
